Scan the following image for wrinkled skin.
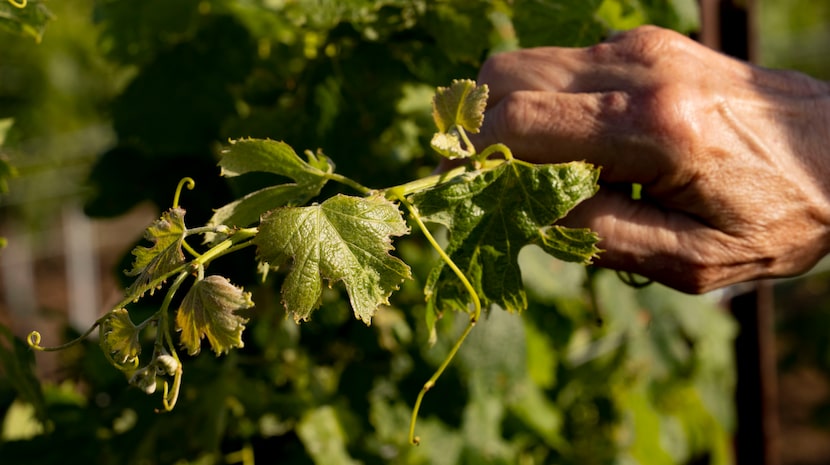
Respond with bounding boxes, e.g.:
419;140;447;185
472;26;830;293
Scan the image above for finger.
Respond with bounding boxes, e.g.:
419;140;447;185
560;189;750;293
478;47;588;103
471;90;666;185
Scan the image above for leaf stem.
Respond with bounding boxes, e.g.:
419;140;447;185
181;239;202;258
457;126;475;155
395;194;481;445
325;172;373;195
385;158;505;199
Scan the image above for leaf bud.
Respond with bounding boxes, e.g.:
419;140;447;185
154;354;179;375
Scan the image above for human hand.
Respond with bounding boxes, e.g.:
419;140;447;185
473;26;830;293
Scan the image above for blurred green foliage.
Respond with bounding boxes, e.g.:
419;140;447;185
758;0;830;80
0;1;738;464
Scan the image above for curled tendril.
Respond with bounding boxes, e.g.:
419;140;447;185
159;366;183;412
8;0;27;8
27;331;42;350
28;322;101;352
172;177;195;209
617;271;654;288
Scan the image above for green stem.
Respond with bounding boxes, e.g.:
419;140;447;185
325;172;373;195
395;195;481;445
475;142;513;163
149;269;191;411
457;126;475;155
181;239;202;259
385;158;506;199
27;318;103;352
112;231;256;312
409;320;475;445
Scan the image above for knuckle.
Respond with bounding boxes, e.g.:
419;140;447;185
477;51;516;84
492;92;535;140
600;25;686;66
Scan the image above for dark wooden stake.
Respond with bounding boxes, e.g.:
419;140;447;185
698;2;778;464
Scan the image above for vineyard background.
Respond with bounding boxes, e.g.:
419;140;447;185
0;1;829;464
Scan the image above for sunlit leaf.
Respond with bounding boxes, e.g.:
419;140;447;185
208;140;334;239
125;207;187;296
432;79;487;134
99;308;141;367
409;159;599;320
430;79;488;159
430;130;474;160
176;275;252;356
254;194;411;325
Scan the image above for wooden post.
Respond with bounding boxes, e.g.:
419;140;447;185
698;1;778;464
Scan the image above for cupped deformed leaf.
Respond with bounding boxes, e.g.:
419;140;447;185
176;275;252;356
409;159;600;320
125;207;187;296
432;79;488;134
208;139;333;239
99;308;142;368
430;79;488;159
254;194;411;325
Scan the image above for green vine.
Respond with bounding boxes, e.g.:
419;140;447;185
27;79;601;440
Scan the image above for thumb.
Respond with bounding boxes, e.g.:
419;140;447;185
559;188;735;293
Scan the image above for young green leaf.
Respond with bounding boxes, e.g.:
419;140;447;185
176;275;253;356
254;194;411;325
208;139;334;237
125;207;187;296
432;79;488;134
430;79;488;159
99;308;142;367
409;159;600;318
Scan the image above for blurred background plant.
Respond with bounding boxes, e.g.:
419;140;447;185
0;1;825;464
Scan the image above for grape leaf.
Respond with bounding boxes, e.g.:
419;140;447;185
409;159;599;318
208;139;334;238
430;79;488;159
254;194;411;325
99;308;142;367
176;275;252;356
512;0;606;48
125;207;187;296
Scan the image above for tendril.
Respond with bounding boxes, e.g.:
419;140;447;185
397;194;481;445
8;0;27;8
172;177;195;209
617;271;654;288
475;142;513;163
158;364;183;412
27;321;102;352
